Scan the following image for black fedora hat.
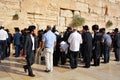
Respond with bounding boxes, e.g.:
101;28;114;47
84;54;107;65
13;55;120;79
114;28;119;32
83;25;89;30
28;25;36;32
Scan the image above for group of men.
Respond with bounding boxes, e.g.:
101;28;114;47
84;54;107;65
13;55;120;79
0;24;120;77
65;25;120;70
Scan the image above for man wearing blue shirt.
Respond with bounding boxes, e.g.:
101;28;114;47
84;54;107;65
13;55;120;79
101;28;112;63
41;25;56;72
13;27;22;57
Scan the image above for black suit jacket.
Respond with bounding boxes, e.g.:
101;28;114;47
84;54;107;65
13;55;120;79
24;33;37;64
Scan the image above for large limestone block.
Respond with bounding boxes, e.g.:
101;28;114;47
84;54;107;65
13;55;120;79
48;0;59;11
5;4;20;11
59;17;65;27
116;0;120;2
61;10;73;18
81;12;98;21
109;0;115;3
21;0;49;15
0;2;4;8
77;0;85;3
66;17;72;26
97;16;105;22
108;4;120;17
75;2;88;13
96;21;106;28
85;0;103;7
46;10;58;16
58;0;76;10
0;0;19;5
89;6;102;15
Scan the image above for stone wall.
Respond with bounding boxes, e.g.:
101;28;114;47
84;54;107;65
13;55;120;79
0;0;120;32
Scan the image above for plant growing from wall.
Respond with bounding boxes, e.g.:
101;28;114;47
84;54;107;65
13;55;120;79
13;13;19;20
69;15;85;27
106;20;113;28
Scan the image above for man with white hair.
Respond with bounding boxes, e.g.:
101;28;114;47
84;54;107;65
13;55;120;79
68;28;82;69
41;25;56;72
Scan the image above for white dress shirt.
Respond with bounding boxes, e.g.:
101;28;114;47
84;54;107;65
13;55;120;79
0;29;8;40
68;31;82;51
31;34;35;50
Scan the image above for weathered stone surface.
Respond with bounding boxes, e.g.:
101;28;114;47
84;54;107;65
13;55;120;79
77;0;85;3
116;0;120;2
75;2;88;13
97;16;105;22
81;12;98;21
66;17;72;26
109;0;115;3
59;17;65;27
89;6;102;15
74;11;80;15
0;0;119;32
61;10;73;18
108;3;120;17
85;0;102;7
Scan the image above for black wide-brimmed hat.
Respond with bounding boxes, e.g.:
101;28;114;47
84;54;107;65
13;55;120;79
83;25;89;30
92;24;99;30
66;27;72;30
114;28;119;32
28;25;36;32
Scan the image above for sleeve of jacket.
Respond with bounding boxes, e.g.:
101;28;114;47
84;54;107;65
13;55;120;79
24;34;29;56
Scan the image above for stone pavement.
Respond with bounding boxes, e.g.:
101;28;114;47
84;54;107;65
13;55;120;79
0;53;120;80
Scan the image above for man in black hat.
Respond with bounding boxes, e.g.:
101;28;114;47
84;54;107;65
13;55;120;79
82;25;92;68
23;25;37;77
92;24;102;66
114;28;120;61
63;27;72;42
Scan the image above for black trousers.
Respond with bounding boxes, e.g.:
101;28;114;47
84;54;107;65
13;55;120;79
53;50;60;66
115;47;120;61
6;44;11;57
93;50;100;66
60;52;67;65
70;50;79;69
0;40;7;60
84;56;91;67
24;51;35;75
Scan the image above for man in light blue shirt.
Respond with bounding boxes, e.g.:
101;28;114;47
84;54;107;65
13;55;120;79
101;28;112;63
41;25;56;72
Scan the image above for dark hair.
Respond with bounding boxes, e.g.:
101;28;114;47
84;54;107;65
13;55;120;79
28;25;36;32
92;24;99;30
14;27;20;32
66;27;72;31
5;29;9;32
100;28;105;33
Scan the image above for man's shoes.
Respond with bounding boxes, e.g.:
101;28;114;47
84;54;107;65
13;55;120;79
83;66;90;68
44;70;51;73
29;74;35;77
114;59;120;61
101;61;108;64
23;66;27;73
